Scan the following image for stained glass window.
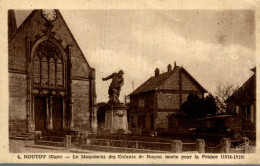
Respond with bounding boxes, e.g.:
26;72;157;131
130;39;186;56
34;40;64;88
41;56;48;86
33;55;40;84
57;58;63;87
49;57;56;87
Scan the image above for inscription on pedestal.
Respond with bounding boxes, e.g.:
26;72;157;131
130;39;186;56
105;103;128;133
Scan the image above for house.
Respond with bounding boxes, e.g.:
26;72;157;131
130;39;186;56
8;10;97;136
128;63;208;132
226;67;256;136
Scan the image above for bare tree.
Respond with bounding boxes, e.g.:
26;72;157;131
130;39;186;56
215;82;239;103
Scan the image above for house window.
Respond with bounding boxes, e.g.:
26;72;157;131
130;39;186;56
235;106;239;115
138;100;145;108
33;40;64;88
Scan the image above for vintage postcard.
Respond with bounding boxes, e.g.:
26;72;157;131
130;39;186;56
0;0;259;164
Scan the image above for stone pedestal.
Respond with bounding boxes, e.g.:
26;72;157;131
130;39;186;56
105;103;128;133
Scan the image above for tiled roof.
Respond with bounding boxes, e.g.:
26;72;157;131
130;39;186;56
130;67;181;95
129;66;208;96
226;71;256;102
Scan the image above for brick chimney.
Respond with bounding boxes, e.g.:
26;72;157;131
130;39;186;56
251;66;256;73
174;61;177;68
155;68;160;76
167;64;172;72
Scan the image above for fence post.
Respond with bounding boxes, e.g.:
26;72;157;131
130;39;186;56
241;137;250;153
69;135;72;147
220;138;231;153
34;131;42;145
171;140;182;153
106;139;110;146
64;135;71;149
86;138;91;145
79;133;84;149
135;141;139;149
241;137;249;145
195;139;205;153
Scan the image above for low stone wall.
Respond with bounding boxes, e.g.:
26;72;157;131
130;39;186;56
81;145;169;153
159;130;224;143
78;136;252;153
205;137;254;153
34;131;72;149
79;137;206;153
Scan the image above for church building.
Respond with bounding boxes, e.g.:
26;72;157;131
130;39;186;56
8;10;97;136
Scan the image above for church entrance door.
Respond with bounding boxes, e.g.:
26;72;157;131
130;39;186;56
34;96;46;131
52;97;63;131
32;39;68;132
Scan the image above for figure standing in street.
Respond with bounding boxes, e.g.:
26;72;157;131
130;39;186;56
102;70;124;104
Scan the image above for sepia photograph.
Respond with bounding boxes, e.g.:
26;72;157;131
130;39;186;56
1;0;259;164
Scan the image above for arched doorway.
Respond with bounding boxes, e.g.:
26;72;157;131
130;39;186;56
31;38;68;132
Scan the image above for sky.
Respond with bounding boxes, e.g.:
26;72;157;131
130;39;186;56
14;10;255;103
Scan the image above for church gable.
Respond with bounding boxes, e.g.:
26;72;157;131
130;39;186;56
9;10;91;78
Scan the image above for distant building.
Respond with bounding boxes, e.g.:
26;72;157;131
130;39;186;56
128;63;208;132
226;67;256;134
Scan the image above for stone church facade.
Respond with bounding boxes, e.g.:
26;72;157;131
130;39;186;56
8;10;97;136
129;64;207;132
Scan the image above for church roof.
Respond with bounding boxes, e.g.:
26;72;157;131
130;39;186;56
8;10;36;41
129;66;208;96
8;10;92;70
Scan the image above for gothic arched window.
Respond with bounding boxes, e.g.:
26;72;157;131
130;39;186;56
33;40;64;88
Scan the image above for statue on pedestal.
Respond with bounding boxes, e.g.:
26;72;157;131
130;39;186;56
102;70;124;104
102;70;128;133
